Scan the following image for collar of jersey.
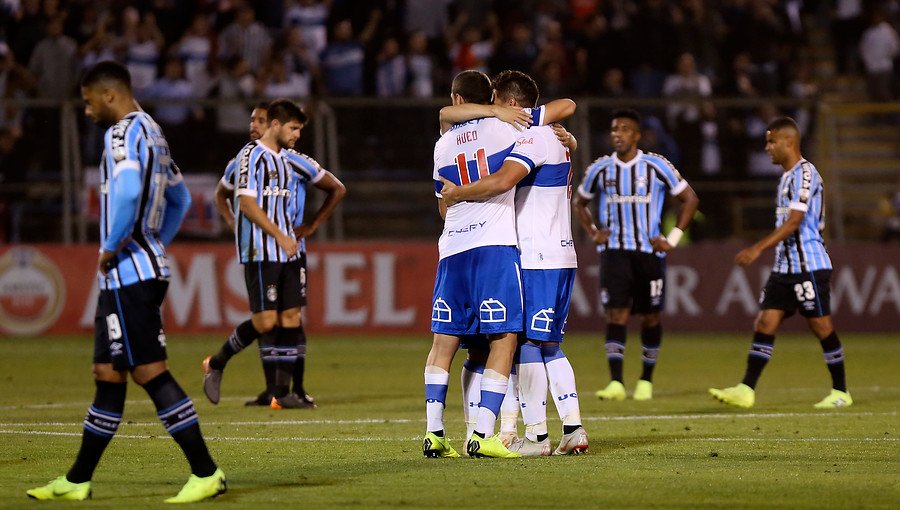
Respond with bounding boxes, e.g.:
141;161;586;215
613;149;643;168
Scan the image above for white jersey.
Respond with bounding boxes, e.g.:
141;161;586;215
510;126;577;269
433;116;538;260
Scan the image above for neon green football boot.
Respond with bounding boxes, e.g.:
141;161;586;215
466;435;522;458
422;432;460;458
164;468;226;503
26;476;91;501
595;380;626;401
633;380;653;401
709;383;755;408
813;389;853;409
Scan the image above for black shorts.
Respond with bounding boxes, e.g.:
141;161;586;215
599;249;666;314
244;256;305;313
760;270;832;318
94;279;169;370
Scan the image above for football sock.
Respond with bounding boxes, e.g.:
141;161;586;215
67;381;127;483
820;332;847;392
210;320;259;370
741;332;775;389
499;366;519;435
542;343;582;428
425;365;449;434
291;325;308;395
605;323;627;382
518;342;548;442
461;358;484;441
474;369;508;438
142;371;216;477
640;323;662;382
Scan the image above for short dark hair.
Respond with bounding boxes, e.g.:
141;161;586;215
266;99;307;125
612;108;641;127
492;70;540;108
81;61;132;90
766;116;800;135
451;70;493;105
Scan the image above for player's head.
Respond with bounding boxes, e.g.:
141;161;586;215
450;70;493;106
610;108;642;156
492;70;539;108
249;102;269;141
764;116;801;166
81;61;133;126
265;98;308;149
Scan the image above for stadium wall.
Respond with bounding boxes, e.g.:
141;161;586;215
1;243;898;337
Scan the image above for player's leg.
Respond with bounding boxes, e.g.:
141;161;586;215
597;250;630;400
423;333;461;458
801;271;851;408
461;344;487;443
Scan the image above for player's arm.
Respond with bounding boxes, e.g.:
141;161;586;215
438;104;532;134
294;171;346;239
440;160;529;206
735;210;804;267
650;183;700;253
159;165;192;246
573;193;609;244
98;161;142;274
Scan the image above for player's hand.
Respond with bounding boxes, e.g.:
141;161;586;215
97;250;116;276
277;234;299;257
439;177;461;206
551;123;575;149
294;222;317;239
735;246;761;267
494;105;532;130
651;236;673;253
591;228;610;245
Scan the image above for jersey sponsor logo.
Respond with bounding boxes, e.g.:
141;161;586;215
531;307;555;333
479;298;507;323
432;298;451;322
0;247;66;336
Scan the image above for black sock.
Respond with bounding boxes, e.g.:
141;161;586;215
292;326;308;396
640;323;662;382
741;332;775;389
210;320;259;370
605;323;627;382
67;381;127;483
276;327;300;397
563;425;581;435
820;332;847;392
143;371;217;477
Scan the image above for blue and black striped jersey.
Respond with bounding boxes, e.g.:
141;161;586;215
772;159;832;273
577;150;687;255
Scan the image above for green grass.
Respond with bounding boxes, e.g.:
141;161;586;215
0;333;897;509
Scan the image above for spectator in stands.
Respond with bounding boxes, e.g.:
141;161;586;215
663;52;712;176
218;2;272;71
285;0;330;58
376;36;406;97
28;13;77;99
173;14;215;96
406;30;434;98
123;8;165;93
320;16;378;96
859;6;899;102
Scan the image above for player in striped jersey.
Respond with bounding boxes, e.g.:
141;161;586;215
574;108;699;402
710;117;851;409
27;62;225;503
438;70;588;457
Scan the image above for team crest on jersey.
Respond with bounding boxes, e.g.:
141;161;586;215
266;284;278;302
479;299;507;323
531;308;555;333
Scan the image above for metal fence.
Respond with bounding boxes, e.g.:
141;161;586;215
0;96;896;244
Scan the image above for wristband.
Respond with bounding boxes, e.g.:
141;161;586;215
666;227;683;247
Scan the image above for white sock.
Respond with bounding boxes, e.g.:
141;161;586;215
517;361;548;441
474;369;508;438
499;372;519;434
460;363;482;442
546;357;582;427
424;366;449;433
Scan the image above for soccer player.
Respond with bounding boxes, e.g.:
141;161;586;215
423;70;539;459
709;117;851;409
201;98;307;409
573;108;699;401
206;104;345;407
27;61;225;503
439;70;588;456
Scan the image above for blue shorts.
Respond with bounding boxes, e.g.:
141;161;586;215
431;246;524;336
522;268;575;342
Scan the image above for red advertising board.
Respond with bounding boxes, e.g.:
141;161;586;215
0;243;898;337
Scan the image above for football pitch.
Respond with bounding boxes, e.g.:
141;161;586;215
0;333;897;509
